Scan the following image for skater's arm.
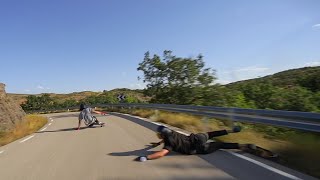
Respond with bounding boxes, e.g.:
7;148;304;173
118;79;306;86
146;149;169;160
92;110;107;115
77;119;82;130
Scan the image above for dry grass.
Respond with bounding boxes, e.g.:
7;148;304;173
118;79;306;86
156;111;203;133
0;115;47;146
131;109;155;118
216;128;291;150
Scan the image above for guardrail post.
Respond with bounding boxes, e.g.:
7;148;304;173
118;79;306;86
154;109;160;120
227;108;237;128
201;116;210;131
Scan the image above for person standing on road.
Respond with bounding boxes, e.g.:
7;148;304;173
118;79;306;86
137;125;256;161
77;104;106;130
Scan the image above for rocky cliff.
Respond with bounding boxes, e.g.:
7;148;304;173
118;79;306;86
0;83;26;131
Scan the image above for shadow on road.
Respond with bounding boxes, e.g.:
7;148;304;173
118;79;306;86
35;126;101;133
109;145;155;157
108;144;178;162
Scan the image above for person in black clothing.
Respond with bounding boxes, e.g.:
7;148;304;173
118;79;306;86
137;125;256;161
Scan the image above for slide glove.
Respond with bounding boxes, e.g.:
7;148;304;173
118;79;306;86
135;156;148;162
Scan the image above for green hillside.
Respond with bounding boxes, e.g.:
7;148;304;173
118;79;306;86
225;66;320;112
227;66;320;92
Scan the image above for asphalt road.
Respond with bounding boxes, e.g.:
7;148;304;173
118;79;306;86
0;112;316;180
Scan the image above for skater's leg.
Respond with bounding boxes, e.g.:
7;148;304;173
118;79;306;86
207;126;242;139
207;130;228;139
239;144;257;152
194;133;209;145
197;142;241;154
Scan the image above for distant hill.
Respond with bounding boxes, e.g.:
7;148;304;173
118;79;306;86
8;66;320;112
8;88;149;105
227;66;320;92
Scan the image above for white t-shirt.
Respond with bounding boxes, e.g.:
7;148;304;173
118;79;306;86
79;107;94;124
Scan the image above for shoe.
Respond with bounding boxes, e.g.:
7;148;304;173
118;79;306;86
247;144;256;150
232;126;241;133
240;144;256;152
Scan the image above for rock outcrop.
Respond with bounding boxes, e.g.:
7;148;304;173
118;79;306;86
0;83;26;131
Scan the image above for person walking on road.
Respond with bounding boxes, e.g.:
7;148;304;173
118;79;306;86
137;125;256;161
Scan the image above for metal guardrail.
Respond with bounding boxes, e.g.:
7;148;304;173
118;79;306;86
25;103;320;132
99;103;320;133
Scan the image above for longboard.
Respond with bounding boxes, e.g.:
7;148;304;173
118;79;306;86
248;146;279;161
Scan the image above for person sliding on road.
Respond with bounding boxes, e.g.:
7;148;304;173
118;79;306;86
77;104;106;130
137;125;256;161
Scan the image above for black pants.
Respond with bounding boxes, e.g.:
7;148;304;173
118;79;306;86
192;130;240;154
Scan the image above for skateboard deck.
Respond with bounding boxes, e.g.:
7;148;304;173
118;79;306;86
249;146;279;161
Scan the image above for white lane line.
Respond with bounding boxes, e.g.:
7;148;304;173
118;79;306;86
151;122;162;126
0;150;4;154
48;123;52;126
20;135;35;143
226;151;301;180
40;127;47;131
50;119;53;122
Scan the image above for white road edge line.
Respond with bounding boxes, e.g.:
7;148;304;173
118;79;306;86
151;122;162;126
40;127;47;131
48;123;52;126
226;151;302;180
0;150;4;154
51;119;53;122
20;135;35;143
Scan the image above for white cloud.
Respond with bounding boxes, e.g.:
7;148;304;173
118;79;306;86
37;85;44;89
304;61;320;67
129;83;145;89
215;80;231;85
121;72;127;77
312;24;320;28
235;66;269;72
35;85;51;92
217;66;271;84
24;89;31;92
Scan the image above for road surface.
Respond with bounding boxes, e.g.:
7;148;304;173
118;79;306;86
0;112;316;180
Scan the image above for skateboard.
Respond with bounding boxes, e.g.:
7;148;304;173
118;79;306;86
88;116;105;127
100;122;105;127
248;146;279;161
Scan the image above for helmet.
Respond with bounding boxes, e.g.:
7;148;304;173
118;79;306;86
79;104;87;111
157;125;172;137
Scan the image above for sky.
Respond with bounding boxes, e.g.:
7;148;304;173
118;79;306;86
0;0;319;94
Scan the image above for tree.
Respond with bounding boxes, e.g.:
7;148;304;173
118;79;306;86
239;80;275;109
138;51;216;104
269;87;317;112
21;94;55;111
